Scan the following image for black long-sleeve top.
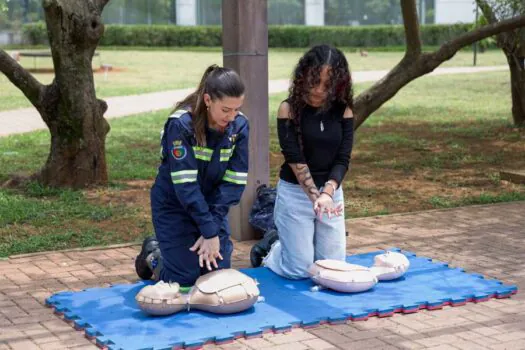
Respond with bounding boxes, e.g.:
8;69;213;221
277;102;354;188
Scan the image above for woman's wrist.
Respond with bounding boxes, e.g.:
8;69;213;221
320;191;333;201
324;181;337;196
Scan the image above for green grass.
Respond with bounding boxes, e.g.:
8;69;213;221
429;191;525;209
1;71;520;182
1;71;521;182
368;134;413;146
1;69;524;256
0;109;166;183
0;183;129;227
0;48;508;111
0;182;142;256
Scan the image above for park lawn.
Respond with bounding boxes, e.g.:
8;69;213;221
1;70;524;257
0;48;507;111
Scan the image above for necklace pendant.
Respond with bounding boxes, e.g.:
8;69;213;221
320;120;324;132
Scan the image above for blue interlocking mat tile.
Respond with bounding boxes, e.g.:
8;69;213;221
46;249;517;350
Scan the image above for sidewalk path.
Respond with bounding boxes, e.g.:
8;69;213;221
1;201;524;349
0;65;508;137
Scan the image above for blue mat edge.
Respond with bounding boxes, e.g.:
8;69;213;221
45;247;518;350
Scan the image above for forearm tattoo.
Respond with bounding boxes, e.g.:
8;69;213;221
290;163;320;202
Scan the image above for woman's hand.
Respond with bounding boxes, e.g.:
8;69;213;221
330;202;344;217
189;236;223;271
313;193;334;219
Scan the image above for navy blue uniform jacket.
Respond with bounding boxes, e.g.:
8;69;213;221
151;110;249;239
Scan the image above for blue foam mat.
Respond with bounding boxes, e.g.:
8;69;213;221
46;249;517;350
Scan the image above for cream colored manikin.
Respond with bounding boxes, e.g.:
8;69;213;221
308;251;410;293
308;259;378;293
136;269;260;316
370;251;410;281
135;281;187;316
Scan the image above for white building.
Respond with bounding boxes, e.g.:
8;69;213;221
176;0;197;26
435;0;477;24
304;0;324;26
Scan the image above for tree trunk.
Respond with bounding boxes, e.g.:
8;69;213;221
0;0;109;189
507;53;525;126
34;0;110;188
476;0;525;127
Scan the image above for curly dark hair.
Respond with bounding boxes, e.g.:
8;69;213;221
287;44;353;123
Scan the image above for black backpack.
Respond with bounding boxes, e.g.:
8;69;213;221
248;184;277;237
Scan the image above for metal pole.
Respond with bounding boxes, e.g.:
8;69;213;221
147;0;152;25
421;0;426;25
473;4;479;66
23;0;29;23
222;0;269;241
170;0;176;24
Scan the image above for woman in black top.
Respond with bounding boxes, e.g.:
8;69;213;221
263;45;354;279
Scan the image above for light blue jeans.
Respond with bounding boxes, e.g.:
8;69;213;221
263;179;346;279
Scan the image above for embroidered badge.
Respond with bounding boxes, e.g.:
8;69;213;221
171;144;187;160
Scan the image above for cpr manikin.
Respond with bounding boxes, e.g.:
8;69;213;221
370;251;410;281
136;269;260;316
308;259;378;293
308;251;410;293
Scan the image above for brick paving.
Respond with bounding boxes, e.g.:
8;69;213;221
0;201;524;349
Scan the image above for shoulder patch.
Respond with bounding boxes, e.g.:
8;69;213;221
171;142;187;160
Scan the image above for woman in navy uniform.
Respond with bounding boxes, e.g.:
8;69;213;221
135;65;249;287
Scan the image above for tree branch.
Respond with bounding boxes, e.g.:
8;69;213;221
475;0;516;52
432;13;525;61
353;13;525;129
475;0;498;23
401;0;422;57
0;50;44;109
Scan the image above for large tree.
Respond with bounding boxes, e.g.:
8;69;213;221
0;0;110;188
476;0;525;126
353;0;525;128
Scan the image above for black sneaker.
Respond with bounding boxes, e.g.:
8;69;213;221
135;236;159;280
250;229;279;267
